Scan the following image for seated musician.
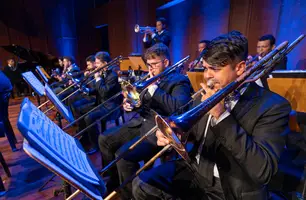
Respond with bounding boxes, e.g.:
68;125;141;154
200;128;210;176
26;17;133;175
2;58;29;98
52;56;80;98
80;51;122;154
143;17;171;49
98;43;193;198
132;31;291;200
67;55;97;118
188;40;210;71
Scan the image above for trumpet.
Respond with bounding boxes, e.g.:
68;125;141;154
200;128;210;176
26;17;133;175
134;24;156;33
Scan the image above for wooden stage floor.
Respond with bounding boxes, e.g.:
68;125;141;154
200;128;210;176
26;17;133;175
0;96;113;200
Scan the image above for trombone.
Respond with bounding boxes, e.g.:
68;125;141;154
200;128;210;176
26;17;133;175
67;34;305;200
39;56;123;113
63;56;191;138
103;35;305;200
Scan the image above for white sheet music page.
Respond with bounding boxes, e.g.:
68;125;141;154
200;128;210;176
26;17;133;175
22;71;45;96
23;140;103;200
44;84;74;123
18;98;100;185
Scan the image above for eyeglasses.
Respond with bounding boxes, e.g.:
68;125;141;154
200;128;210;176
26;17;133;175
146;60;164;68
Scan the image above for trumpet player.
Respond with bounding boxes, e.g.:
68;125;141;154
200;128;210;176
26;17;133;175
132;31;291;200
143;17;171;49
98;43;192;198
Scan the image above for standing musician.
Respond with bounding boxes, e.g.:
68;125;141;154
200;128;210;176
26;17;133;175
98;43;193;198
80;51;122;154
143;17;171;49
132;31;291;200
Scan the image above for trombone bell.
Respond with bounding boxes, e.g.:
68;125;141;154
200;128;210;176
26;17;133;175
155;115;190;162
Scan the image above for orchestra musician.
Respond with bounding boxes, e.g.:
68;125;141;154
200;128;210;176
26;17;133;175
250;34;288;88
67;55;97;118
80;51;122;154
132;31;291;200
143;18;171;49
188;40;210;71
51;56;80;98
2;58;29;98
98;43;193;199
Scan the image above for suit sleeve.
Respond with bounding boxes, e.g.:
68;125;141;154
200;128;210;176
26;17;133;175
151;79;191;114
95;73;118;98
210;99;291;185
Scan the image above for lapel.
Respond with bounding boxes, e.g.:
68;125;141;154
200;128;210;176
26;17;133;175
231;83;261;121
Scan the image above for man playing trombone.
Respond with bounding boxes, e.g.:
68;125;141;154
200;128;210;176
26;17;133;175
98;43;192;198
80;51;122;154
132;31;291;200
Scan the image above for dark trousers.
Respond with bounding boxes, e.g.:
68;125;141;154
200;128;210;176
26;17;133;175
98;123;142;195
132;160;225;200
0;92;17;151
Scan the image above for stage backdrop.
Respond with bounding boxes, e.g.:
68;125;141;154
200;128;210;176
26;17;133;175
0;0;305;70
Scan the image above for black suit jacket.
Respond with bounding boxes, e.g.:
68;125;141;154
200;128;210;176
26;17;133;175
143;30;171;48
2;66;22;84
189;83;291;200
128;72;192;140
94;69;122;119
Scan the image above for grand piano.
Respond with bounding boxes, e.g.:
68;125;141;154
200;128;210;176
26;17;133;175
1;44;59;74
1;44;59;100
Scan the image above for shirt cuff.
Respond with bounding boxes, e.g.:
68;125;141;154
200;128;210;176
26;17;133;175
211;111;230;126
143;36;148;42
152;33;156;39
147;84;158;96
95;77;101;83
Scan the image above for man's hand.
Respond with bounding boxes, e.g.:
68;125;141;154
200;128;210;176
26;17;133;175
123;98;134;112
84;71;90;77
94;72;101;80
200;82;225;120
156;129;170;146
145;29;154;35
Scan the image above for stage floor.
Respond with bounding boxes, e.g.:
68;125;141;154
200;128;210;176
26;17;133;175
0;96;122;200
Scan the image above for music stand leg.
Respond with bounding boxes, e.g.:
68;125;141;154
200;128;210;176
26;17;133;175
55;113;72;198
38;174;56;192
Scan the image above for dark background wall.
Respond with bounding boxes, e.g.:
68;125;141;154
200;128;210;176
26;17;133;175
0;0;305;69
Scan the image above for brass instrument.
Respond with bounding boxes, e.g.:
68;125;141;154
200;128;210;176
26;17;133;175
134;24;156;34
103;35;305;200
64;56;190;136
38;56;122;112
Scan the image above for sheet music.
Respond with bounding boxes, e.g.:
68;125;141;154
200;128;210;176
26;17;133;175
23;141;103;200
44;84;74;123
36;66;49;83
22;71;45;96
18;98;101;185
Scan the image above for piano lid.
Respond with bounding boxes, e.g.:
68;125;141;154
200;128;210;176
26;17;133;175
1;44;58;68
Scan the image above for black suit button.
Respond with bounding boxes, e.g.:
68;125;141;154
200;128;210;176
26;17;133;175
219;136;226;143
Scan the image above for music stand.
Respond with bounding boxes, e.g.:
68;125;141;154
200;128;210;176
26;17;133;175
44;84;75;123
36;66;50;83
186;71;205;92
22;72;45;97
18;98;106;200
22;71;45;106
128;55;148;72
